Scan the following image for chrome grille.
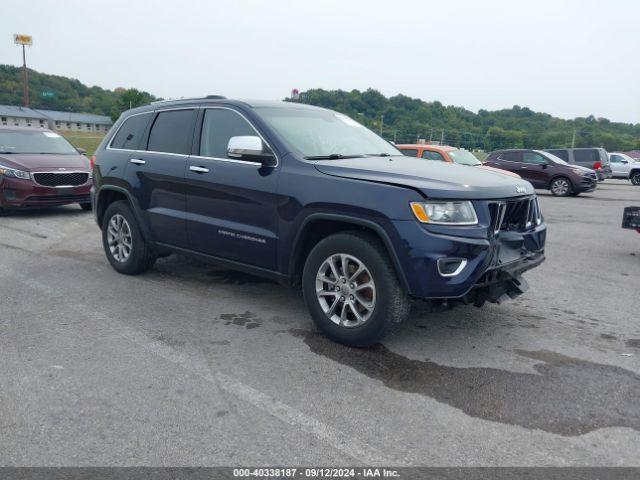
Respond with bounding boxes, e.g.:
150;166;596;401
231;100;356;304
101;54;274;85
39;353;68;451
33;172;89;187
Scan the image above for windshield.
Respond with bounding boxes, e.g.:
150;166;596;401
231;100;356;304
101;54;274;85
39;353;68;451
447;149;482;166
0;130;78;155
540;151;570;165
256;107;400;158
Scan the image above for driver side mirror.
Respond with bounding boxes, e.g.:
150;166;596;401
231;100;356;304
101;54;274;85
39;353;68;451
227;136;276;167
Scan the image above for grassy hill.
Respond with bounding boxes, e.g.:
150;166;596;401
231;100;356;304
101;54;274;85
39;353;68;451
0;64;157;121
2;65;638;151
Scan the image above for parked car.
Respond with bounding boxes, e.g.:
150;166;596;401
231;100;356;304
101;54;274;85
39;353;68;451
485;149;597;196
92;98;546;346
609;152;640;185
544;147;612;181
0;126;92;215
396;144;521;178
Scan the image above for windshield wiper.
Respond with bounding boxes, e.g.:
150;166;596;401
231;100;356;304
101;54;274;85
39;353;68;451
363;153;393;157
0;151;15;154
305;154;363;160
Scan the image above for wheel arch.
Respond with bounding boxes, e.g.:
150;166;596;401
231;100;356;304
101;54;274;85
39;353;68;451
95;186;152;241
288;213;410;293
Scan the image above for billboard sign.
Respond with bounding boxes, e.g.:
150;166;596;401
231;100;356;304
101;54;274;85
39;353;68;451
14;34;33;46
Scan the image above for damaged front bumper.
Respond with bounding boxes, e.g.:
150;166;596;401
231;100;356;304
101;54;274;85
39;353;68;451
390;207;547;305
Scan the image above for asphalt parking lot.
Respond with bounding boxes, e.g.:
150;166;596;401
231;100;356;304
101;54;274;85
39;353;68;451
1;180;639;466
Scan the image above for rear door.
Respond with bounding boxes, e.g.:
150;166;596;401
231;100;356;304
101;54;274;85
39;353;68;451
124;108;196;247
185;107;280;270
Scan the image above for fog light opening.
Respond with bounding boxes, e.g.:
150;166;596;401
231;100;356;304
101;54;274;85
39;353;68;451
437;258;467;277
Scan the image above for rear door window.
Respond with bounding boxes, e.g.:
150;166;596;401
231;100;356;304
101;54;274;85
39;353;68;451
573;149;598;164
499;151;523;162
399;148;418;157
147;109;195;155
421;150;446;161
110;113;152;150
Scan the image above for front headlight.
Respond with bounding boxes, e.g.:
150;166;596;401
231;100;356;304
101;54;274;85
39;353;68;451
410;200;478;225
0;165;31;180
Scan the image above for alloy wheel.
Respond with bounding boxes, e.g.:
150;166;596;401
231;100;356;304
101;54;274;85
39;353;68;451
551;178;570;196
315;253;376;328
631;173;640;186
107;214;133;263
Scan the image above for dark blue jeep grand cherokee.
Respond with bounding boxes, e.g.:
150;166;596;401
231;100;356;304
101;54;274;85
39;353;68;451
92;97;546;346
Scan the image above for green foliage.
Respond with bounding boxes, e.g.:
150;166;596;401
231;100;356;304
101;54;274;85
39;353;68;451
0;65;158;120
110;88;157;121
290;89;640;152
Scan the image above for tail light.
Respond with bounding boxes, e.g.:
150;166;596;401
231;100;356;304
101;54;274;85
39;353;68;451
593;161;602;170
90;155;96;169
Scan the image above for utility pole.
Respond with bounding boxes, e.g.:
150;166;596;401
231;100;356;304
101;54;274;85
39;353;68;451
571;129;576;148
14;34;33;108
380;115;384;136
440;129;445;145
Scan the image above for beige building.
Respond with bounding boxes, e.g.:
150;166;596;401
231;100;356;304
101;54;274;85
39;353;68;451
0;105;113;133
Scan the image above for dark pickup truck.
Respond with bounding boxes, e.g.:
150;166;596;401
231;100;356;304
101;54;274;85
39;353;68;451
91;98;546;346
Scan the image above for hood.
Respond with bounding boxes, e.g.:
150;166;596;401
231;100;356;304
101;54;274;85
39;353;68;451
478;164;521;178
0;153;90;172
313;156;535;199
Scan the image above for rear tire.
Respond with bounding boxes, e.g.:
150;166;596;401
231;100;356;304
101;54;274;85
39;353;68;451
79;202;92;211
550;177;572;197
631;172;640;186
101;200;156;275
302;231;410;347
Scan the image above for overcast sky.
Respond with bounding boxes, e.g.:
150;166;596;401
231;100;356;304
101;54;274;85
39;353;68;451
2;0;639;123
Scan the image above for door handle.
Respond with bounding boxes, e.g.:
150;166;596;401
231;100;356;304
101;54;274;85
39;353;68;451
189;166;210;174
130;158;146;165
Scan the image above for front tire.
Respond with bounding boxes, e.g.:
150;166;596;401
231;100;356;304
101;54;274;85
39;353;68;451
631;172;640;186
302;231;410;347
550;177;572;196
101;200;156;275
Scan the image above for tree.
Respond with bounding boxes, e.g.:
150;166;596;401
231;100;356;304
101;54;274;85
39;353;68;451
110;88;157;121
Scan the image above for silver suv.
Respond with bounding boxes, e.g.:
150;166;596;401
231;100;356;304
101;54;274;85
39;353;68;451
609;152;640;185
544;148;612;181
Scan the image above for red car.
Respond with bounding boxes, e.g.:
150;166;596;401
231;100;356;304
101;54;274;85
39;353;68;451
0;126;92;214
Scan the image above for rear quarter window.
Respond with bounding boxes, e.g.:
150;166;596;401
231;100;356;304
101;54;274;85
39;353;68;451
109;113;152;150
573;149;599;164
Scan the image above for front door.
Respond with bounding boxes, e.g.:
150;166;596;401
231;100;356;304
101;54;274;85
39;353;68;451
520;151;551;188
185;107;280;271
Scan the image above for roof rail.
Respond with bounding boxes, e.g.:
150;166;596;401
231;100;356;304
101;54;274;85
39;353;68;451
150;95;226;105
